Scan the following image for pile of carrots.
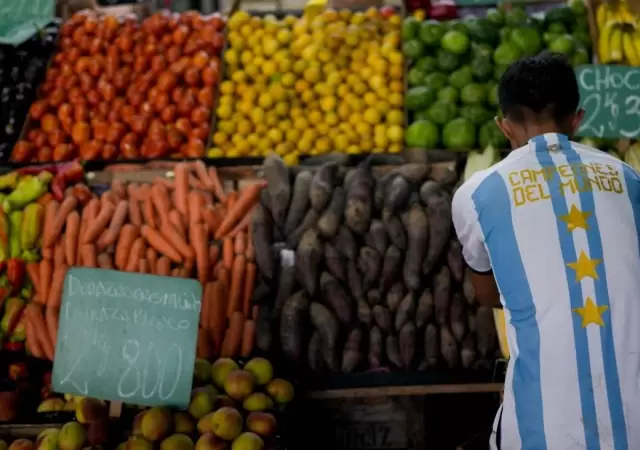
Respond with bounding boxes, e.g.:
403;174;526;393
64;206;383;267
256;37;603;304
23;160;266;362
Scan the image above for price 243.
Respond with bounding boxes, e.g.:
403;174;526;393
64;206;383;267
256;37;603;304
579;91;640;138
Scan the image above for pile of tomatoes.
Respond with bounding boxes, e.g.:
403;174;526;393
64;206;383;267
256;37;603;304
12;10;224;163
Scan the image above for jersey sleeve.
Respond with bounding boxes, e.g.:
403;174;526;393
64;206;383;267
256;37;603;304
452;186;491;274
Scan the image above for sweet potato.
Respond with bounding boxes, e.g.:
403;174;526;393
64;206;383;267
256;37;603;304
287;209;319;248
394;292;415;331
386;282;405;311
256;303;273;352
450;293;466;342
309;162;338;211
373;173;391;212
260;188;272;213
462;268;475;305
368;326;383;369
385;335;402;368
372;305;391;333
273;266;296;318
419;181;440;204
433;266;451;326
344;166;374;234
424;324;439;368
320;272;353;324
399;322;417;369
415;289;434;328
468;309;476;333
317;186;344;238
422;192;452;275
382;210;406;250
476;307;497;358
284;171;313;235
403;204;429;291
332;225;357;260
447;240;464;282
384;175;411;213
308;331;324;372
430;166;458;190
280;291;309;361
358;246;381;291
461;333;477;369
263;154;291;229
365;219;387;255
367;289;381;306
324;243;346;282
357;300;372;327
253;206;275;280
341;328;363;372
379;245;402;293
310;302;339;371
295;229;323;296
440;325;458;368
346;260;364;301
390;163;429;184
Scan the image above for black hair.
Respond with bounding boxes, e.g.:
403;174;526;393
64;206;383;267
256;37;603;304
498;52;579;125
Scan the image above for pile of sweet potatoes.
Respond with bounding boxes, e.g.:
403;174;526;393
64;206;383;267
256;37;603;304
251;154;500;373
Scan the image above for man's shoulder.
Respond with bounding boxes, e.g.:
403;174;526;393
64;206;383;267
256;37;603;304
571;141;640;181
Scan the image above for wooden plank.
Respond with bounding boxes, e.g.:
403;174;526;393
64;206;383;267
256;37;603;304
307;382;504;399
0;424;60;440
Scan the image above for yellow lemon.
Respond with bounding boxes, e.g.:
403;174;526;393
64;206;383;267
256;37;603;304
219;81;235;95
261;61;278;77
293;117;308;130
336;84;350;97
256;124;268;134
242;89;258;102
263;39;279;56
275;102;289;116
276;29;292;44
376;101;390;116
217;120;235;134
278;59;292;73
251;108;265;124
240;50;254;65
374;133;389;149
212;132;228;145
369;75;385;91
363;92;378;107
224;49;239;65
208;147;224;158
237;101;253;116
303;67;321;83
267;128;284;143
292;59;308;74
333;134;349;151
283;152;300;166
352;82;367;95
302;128;317;141
316;137;332;153
237;119;253;135
360;139;373;151
269;83;287;101
281;73;296;87
320;97;337;112
286;129;301;142
298;138;313;153
386;125;403;143
308;109;323;123
346;145;360;154
348;112;362;126
301;90;315;104
389;80;403;93
337;103;351;120
318;49;332;63
325;112;339;126
295;79;310;92
363;108;381;125
265;114;279;127
219;94;234;105
217;104;233;119
386;110;404;126
244;64;259;78
388;65;403;80
231;71;247;84
389;143;403;154
289;107;303;118
279;119;292;131
316;122;330;135
388;93;403;107
247;133;260;146
258;93;274;109
355;122;370;136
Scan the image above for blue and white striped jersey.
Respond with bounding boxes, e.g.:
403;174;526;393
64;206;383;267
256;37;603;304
452;133;640;450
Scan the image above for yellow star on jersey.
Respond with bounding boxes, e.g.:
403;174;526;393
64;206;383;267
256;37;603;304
559;205;591;232
567;251;601;281
574;297;609;327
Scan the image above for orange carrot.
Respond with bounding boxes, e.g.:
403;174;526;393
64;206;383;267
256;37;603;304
252;304;259;320
200;282;213;328
189;223;209;285
54;240;65;267
189;174;205;190
234;232;246;255
171;190;178;209
45;306;59;350
142;196;157;229
221;311;244;357
138;184;150;201
202;206;219;235
46;197;77;247
226;191;238;210
25;304;53;360
225;209;253;239
81;244;97;268
240;319;256;357
188;191;204;225
227;255;246;318
47;264;68;308
160;223;194;260
26;318;44;359
101;191;117;208
125;238;145;272
154;177;175;190
97;253;113;270
242;262;256;317
208;167;228;203
64;211;80;266
214;183;265;239
192;160;211;188
115;224;139;270
175;163;189;219
81;198;100;243
157;256;171;276
197;328;211;359
146;247;158;274
210;281;227;350
27;263;41;296
127;183;140;201
139;259;149;274
150;184;171;225
97;200;128;250
222;238;233;269
42;248;53;260
42;200;59;250
214;262;229;288
82;202;115;245
168;210;186;238
199;191;213;205
39;260;52;304
141;225;183;263
129;199;142;226
171;267;181;277
37;192;54;207
209;244;220;267
111;179;127;199
245;222;255;261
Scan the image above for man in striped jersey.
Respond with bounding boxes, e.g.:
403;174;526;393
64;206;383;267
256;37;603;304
452;52;640;449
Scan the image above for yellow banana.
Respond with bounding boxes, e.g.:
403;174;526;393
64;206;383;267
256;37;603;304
610;27;624;62
597;3;610;30
633;30;640;58
623;31;640;66
599;21;615;63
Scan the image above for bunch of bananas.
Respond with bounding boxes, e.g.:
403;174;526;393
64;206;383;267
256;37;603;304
597;1;640;65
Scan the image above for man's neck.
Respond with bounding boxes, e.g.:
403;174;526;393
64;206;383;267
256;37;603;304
517;124;570;148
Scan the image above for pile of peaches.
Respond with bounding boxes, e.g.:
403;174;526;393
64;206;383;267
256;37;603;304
12;10;224;163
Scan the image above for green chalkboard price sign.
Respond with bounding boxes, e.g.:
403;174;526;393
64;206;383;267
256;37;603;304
52;268;202;409
576;65;640;139
0;0;55;45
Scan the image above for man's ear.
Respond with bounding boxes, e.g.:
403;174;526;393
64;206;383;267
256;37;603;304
495;116;513;141
571;109;585;134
